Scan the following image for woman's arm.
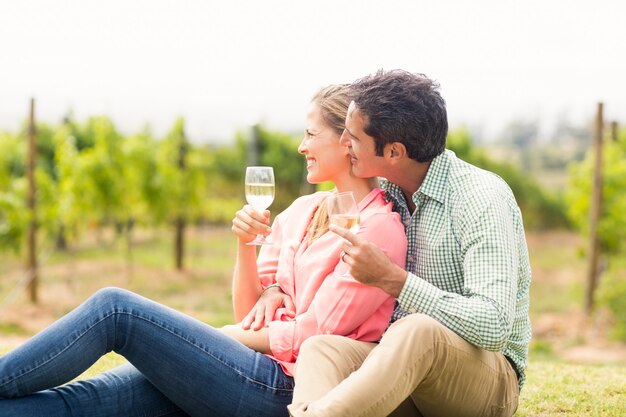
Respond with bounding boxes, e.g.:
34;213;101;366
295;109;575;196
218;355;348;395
220;325;270;353
231;240;264;322
230;205;270;321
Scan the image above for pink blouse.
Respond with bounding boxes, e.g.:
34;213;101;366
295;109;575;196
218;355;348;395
255;188;407;376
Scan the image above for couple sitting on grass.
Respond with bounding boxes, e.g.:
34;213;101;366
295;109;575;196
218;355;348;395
0;70;531;417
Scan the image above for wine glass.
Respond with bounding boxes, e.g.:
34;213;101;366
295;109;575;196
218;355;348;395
245;166;275;245
327;191;360;234
328;192;360;276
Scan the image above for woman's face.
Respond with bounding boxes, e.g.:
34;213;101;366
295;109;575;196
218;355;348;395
298;104;350;184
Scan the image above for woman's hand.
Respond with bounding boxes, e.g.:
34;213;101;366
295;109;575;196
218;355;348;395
241;286;296;331
231;205;272;243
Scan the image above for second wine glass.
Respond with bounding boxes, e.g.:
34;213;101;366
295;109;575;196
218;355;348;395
327;191;360;234
327;191;360;276
245;166;275;245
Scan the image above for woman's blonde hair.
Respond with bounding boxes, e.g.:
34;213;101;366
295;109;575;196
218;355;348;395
307;84;351;245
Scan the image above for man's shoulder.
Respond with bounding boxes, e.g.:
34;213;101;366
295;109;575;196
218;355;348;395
446;151;514;198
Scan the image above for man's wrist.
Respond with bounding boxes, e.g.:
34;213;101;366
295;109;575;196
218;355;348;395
384;265;409;298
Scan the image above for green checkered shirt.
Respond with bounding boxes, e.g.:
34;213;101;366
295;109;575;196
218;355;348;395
380;149;532;388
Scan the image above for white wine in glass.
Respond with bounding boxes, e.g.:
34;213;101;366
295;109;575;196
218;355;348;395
328;191;360;233
329;213;360;233
328;191;360;276
245;166;275;245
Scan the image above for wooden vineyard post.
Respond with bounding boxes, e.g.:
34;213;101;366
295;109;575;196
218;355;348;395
175;126;187;271
26;98;38;303
585;102;604;315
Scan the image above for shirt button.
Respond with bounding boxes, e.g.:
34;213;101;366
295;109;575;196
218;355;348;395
408;307;418;314
407;255;415;263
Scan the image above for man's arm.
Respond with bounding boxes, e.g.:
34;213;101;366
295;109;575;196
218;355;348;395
331;223;408;297
332;191;520;351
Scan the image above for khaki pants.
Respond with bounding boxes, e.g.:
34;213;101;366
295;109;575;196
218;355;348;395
288;314;519;417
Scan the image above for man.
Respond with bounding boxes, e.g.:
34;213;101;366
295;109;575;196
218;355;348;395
246;70;531;417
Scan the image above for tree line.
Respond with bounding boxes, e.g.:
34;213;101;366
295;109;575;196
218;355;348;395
0;116;307;271
4;113;616;265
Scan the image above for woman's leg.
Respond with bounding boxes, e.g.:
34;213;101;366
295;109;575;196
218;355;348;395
0;287;293;417
0;363;189;417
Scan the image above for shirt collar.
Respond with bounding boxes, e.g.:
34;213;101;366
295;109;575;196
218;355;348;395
381;149;451;206
417;150;450;204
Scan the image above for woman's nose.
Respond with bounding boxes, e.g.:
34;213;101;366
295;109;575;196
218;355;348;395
297;137;307;154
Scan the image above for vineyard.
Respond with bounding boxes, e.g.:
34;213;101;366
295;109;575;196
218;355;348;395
2;109;626;415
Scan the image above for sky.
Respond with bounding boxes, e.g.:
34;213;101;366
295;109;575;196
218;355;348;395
1;0;624;144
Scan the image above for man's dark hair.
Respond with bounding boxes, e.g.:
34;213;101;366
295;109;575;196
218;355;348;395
350;69;448;162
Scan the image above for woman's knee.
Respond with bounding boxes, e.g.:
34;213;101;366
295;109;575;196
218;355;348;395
89;287;135;310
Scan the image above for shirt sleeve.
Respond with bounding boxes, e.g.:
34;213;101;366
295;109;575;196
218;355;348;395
397;187;519;351
269;210;407;363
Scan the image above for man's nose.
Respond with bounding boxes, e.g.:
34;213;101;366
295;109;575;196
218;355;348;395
339;129;350;146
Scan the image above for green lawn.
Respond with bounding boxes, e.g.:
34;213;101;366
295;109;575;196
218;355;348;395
517;360;626;416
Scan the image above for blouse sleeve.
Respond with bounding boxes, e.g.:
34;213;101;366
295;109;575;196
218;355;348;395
268;211;407;363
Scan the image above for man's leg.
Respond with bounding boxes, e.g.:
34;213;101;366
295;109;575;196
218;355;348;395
292;335;376;404
289;314;519;417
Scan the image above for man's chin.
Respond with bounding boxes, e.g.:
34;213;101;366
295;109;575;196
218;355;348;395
350;164;366;178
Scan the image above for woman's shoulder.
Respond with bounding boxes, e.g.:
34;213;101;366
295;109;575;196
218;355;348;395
277;191;330;219
361;188;403;225
290;190;331;207
362;188;394;213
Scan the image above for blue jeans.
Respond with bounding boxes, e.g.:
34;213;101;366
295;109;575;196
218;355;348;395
0;287;294;417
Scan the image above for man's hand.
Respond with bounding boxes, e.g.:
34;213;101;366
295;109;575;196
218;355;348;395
241;285;296;330
231;205;272;243
330;223;408;298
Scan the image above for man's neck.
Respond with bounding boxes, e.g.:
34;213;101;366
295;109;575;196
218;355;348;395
386;160;430;213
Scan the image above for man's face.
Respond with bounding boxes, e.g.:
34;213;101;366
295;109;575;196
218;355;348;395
340;101;387;178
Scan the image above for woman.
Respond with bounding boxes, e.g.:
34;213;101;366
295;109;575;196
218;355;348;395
0;85;407;417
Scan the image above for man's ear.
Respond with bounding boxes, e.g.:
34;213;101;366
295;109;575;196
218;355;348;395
386;142;407;162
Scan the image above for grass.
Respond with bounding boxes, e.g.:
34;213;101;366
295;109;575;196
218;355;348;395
516;360;626;416
2;227;626;415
